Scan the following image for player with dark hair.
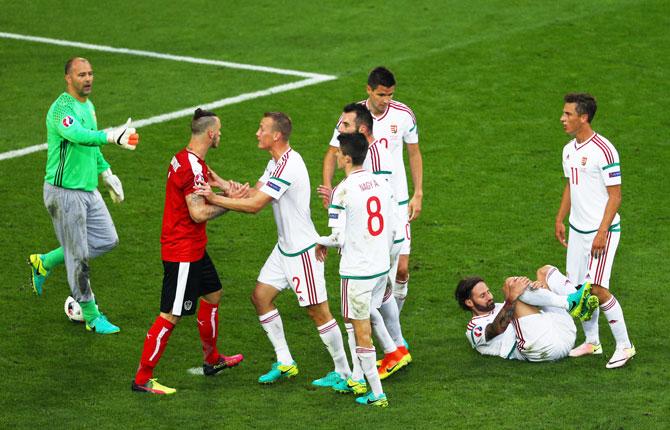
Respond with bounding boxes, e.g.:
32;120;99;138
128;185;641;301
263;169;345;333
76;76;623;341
316;132;399;407
322;67;422;326
563;93;597;123
456;265;601;362
196;112;351;387
131;108;245;395
367;66;396;89
319;103;411;385
28;57;139;334
556;93;635;368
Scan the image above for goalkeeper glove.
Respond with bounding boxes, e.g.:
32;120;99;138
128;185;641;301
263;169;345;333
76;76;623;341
107;118;139;150
101;168;124;203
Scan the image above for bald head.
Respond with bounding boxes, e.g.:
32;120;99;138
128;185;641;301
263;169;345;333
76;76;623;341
65;57;90;75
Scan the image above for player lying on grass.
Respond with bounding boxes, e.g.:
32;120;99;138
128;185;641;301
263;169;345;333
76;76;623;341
455;265;605;362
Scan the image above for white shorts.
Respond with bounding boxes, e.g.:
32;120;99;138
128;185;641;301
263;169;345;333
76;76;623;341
257;244;327;307
340;275;387;320
567;227;620;288
398;205;411;255
511;310;576;362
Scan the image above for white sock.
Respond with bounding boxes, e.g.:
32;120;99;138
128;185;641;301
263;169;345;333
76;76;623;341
371;308;396;354
519;288;568;310
393;277;408;313
581;308;601;345
346;323;364;380
600;296;632;349
317;319;351;378
357;346;383;396
545;267;576;296
259;309;293;364
379;295;404;347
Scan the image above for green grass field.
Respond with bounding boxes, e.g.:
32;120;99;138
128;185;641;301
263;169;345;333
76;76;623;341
1;1;669;428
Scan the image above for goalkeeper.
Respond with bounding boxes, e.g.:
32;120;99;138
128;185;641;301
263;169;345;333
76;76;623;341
28;57;139;334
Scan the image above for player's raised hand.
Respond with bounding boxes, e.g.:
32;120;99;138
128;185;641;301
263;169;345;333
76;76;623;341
408;194;422;222
555;222;567;248
317;185;332;208
107;118;139;150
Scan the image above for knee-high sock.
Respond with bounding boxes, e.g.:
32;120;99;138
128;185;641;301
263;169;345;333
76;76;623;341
135;316;175;384
259;309;293;364
346;323;364;380
582;308;601;345
317;319;350;378
600;296;631;349
371;308;396;354
379;295;404;347
519;288;568;310
198;299;220;365
357;346;383;396
393;277;409;312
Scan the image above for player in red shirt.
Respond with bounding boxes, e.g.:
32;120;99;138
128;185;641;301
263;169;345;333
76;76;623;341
132;108;248;395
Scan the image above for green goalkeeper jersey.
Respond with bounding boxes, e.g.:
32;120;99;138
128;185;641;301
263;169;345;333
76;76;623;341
44;92;110;191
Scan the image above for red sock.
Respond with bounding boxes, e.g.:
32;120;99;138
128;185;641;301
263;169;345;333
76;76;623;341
134;316;175;385
198;299;220;365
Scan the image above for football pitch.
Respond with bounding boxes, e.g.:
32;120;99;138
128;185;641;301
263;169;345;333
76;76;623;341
1;1;668;428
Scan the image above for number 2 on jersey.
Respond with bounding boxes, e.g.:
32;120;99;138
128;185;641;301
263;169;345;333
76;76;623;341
367;196;384;236
292;276;301;294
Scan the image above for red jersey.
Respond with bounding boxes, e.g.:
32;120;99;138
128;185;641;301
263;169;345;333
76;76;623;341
160;148;209;262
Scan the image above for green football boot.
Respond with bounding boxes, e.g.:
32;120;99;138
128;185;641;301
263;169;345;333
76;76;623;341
312;371;345;388
258;361;298;384
567;282;592;318
333;377;367;394
355;392;388;407
28;254;50;295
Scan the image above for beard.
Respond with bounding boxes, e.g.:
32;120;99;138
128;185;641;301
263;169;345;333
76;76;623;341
474;300;495;313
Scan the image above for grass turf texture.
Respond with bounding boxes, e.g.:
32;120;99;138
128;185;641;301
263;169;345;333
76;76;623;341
1;0;669;428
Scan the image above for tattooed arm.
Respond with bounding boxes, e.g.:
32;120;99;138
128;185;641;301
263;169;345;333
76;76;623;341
484;300;517;341
186;192;228;223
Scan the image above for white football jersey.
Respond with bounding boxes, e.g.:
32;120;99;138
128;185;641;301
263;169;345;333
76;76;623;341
363;140;403;243
328;99;419;204
363;139;394;182
466;304;519;359
328;169;396;278
259;148;319;255
562;133;621;232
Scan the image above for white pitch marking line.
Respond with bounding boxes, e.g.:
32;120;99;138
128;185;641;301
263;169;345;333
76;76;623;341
0;32;334;80
0;32;336;162
187;367;204;376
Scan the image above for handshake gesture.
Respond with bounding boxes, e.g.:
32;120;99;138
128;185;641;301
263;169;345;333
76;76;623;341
196;168;250;200
107;118;140;150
